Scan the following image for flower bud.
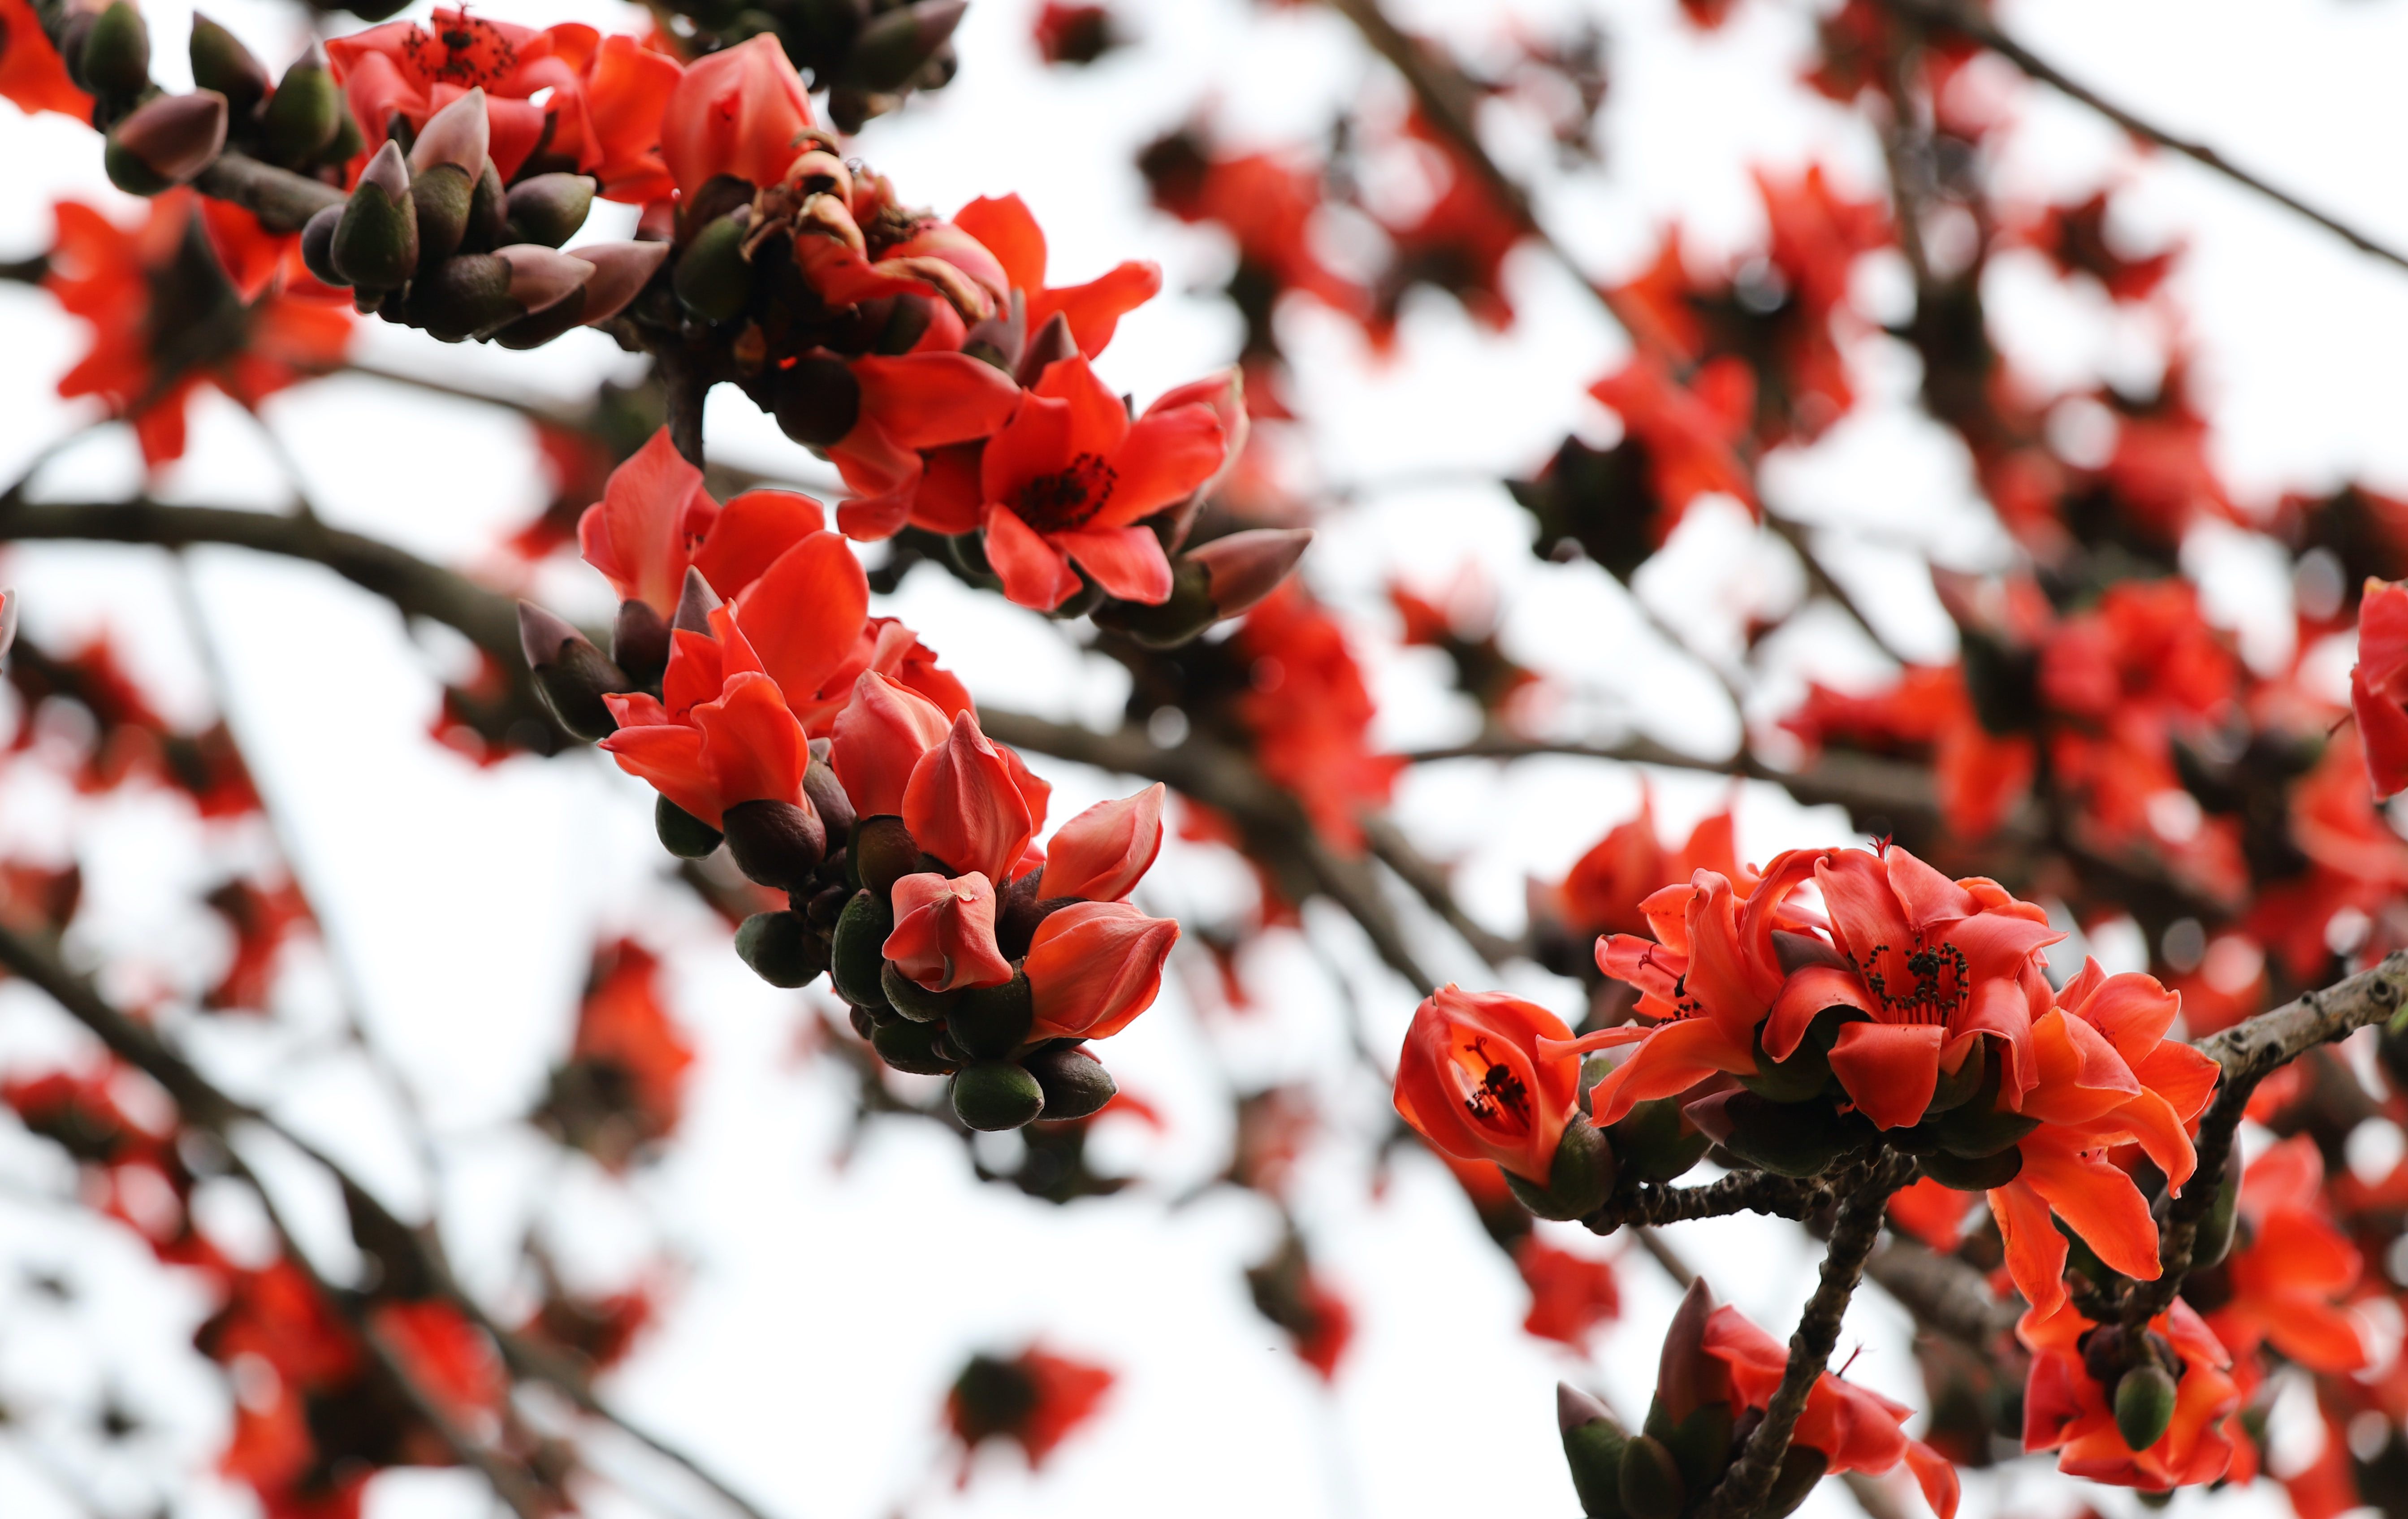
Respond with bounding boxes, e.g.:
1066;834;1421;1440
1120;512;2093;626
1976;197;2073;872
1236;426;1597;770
871;1015;954;1075
1915;1145;2021;1191
106;91;228;195
1654;1278;1721;1423
735;910;827;988
850;815;921;898
2184;1157;2241;1271
673;566;720;636
2112;1363;2178;1452
674;208;752;324
880;960;957;1021
261;45;339;165
409;87;489;178
188;13;267;117
607;601;670;695
845;0;968;93
496;243;593;319
830;888;894;1009
1616;1434;1684;1519
885;871;1013;993
1681;1089;1866;1180
1090;557;1213;648
655;795;723;858
77;1;149;100
518;600;626;742
407;252;516;340
1606;1097;1709;1186
572;240;669;328
467;159;507;247
1559;1385;1629;1519
951;1060;1044;1131
721;797;826;893
333;141;418;290
770;353;861;448
503;172;596;248
1040;784;1164;903
1021;1041;1111;1119
952;970;1034;1061
1504;1112;1616;1222
1191;528;1312;619
803;757;856;840
1764;1445;1829;1519
411;166;476;268
299;203;346;286
1015;310;1079;386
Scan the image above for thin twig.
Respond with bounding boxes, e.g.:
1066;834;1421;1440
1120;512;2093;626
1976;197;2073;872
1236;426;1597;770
1872;0;2408;275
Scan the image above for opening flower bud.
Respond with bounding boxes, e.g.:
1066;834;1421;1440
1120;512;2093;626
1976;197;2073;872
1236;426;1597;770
1503;1111;1617;1222
407;253;516;341
261;45;340;166
408;86;489;179
1558;1385;1629;1519
654;795;723;859
518;601;627;743
612;596;671;683
1191;528;1313;620
672;566;720;636
571;240;668;327
803;758;856;840
496;243;594;321
951;1060;1044;1131
735;910;827;989
501;172;597;248
721;798;826;894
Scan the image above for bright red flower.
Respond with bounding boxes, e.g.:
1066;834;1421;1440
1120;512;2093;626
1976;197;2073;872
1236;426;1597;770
1140;139;1370;322
1784;665;2037;840
1514;1238;1620;1347
659;33;811;197
577;427;837;615
2352;578;2408;798
0;0;88;118
329;10;682;196
2200;1136;2366;1373
903;711;1041;883
1587;353;1755;523
1025;900;1179;1040
826;348;1023;540
952;194;1161;358
2021;1297;2238;1490
1542;790;1748;939
1392;986;1581;1184
46;195;351;469
831;672;954;818
884;871;1014;992
979;356;1227;610
1038;784;1164;903
600;610;811;828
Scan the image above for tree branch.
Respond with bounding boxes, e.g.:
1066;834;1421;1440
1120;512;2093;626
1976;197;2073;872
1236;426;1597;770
1357;813;1522;968
1587;1170;1838;1233
192;151;346;234
1701;1152;1912;1519
1865;1238;2020;1350
1872;0;2408;275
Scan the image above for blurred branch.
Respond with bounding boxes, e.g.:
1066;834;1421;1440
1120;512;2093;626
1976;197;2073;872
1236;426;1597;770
0;918;784;1519
191;151;346;233
1865;1238;2020;1349
1358;814;1522;968
1874;0;2408;275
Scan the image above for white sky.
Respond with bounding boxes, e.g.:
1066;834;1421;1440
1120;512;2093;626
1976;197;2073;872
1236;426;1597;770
1;0;2406;1516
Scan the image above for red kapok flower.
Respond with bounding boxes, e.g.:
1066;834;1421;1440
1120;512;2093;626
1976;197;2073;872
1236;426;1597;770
884;871;1014;992
1515;1238;1620;1347
2351;578;2408;798
660;34;813;198
0;0;90;118
978;356;1227;610
1392;986;1581;1184
563;939;694;1156
902;711;1040;884
1025;901;1179;1040
824;348;1023;541
951;193;1161;358
599;612;811;828
1038;783;1164;902
2021;1298;2238;1490
830;672;953;818
2200;1136;2367;1373
577;426;843;615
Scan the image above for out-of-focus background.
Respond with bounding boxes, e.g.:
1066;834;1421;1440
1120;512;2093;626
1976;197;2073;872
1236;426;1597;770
4;0;2408;1515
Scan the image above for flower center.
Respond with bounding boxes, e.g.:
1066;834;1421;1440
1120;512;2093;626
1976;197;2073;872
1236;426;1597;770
1458;1037;1531;1132
1015;453;1116;534
404;15;519;87
1859;936;1970;1024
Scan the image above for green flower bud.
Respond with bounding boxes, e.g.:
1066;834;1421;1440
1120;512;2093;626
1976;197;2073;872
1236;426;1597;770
517;601;625;742
829;889;894;1009
503;173;596;249
871;1016;953;1076
654;795;722;859
78;1;150;101
1616;1433;1685;1519
851;815;920;899
1607;1097;1711;1186
735;910;827;989
942;969;1030;1060
332;140;418;290
261;45;341;165
411;164;476;268
1559;1385;1629;1519
722;798;826;894
2113;1363;2178;1452
299;204;346;286
408;251;516;340
880;958;957;1022
845;0;966;93
673;208;752;324
951;1060;1045;1131
188;14;268;118
1505;1112;1618;1222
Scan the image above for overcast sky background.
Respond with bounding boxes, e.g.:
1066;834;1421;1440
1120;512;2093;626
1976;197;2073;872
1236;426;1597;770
3;0;2408;1515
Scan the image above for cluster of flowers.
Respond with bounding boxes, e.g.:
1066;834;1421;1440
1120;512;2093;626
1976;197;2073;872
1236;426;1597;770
1395;837;2261;1493
520;430;1184;1130
1556;1280;1958;1519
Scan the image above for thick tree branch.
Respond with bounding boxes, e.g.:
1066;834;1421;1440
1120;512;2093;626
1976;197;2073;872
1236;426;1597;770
192;151;346;234
1872;0;2408;275
1587;1170;1838;1233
